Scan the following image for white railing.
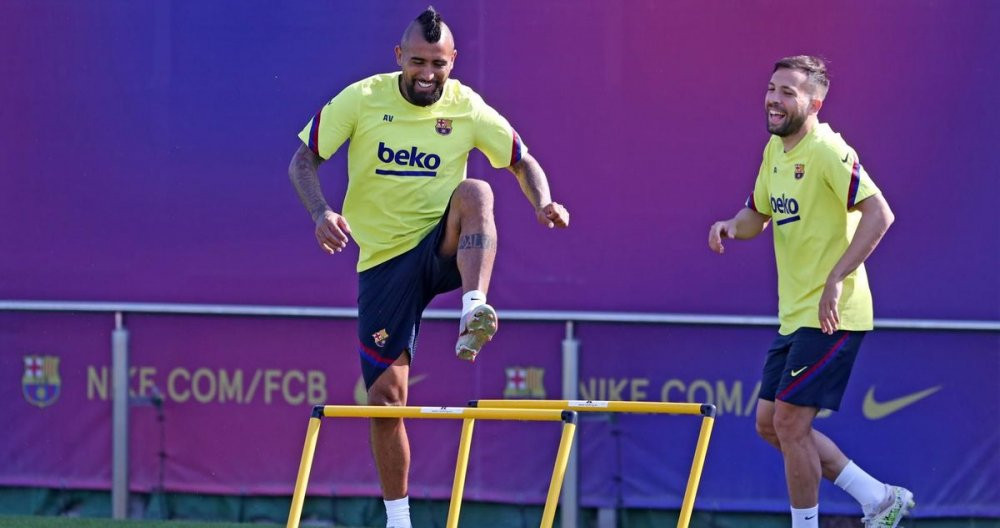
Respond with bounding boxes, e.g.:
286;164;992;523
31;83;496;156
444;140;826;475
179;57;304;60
3;300;998;330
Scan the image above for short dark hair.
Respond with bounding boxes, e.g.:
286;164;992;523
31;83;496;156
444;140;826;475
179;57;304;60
774;55;829;98
415;6;444;43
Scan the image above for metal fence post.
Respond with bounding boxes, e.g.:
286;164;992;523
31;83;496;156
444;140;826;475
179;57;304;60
112;312;129;519
561;321;579;528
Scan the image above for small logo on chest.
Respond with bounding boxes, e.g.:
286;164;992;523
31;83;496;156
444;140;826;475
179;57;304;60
794;163;805;180
435;118;453;135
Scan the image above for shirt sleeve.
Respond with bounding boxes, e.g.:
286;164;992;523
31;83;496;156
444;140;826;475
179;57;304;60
746;150;773;216
472;96;527;168
822;148;881;209
297;85;360;161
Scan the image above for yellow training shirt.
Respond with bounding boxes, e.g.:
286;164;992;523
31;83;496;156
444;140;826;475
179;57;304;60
747;123;881;335
298;73;525;271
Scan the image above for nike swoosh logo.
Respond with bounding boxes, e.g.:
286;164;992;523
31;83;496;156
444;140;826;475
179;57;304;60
841;153;850;163
353;374;428;406
862;385;942;420
805;515;816;520
790;366;808;377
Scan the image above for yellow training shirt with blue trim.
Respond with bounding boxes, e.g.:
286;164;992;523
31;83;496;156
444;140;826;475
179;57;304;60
298;73;526;271
747;123;881;335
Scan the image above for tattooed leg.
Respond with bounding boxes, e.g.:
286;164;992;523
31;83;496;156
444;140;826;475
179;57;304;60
442;179;496;294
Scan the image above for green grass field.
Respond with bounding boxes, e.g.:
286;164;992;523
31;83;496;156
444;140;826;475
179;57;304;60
0;517;282;528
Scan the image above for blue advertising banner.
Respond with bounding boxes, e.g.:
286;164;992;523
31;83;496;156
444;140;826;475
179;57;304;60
575;325;1000;517
2;312;996;517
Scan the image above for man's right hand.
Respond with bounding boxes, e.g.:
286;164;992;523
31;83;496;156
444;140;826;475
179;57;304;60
708;220;736;254
315;210;352;254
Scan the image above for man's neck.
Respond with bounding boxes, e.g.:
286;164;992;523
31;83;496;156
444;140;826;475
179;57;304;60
397;75;414;106
780;117;819;152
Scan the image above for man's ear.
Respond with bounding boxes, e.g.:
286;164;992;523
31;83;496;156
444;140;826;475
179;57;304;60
809;96;824;116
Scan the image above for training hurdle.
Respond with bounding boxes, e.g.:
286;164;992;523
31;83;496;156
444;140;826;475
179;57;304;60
287;405;579;528
470;400;716;528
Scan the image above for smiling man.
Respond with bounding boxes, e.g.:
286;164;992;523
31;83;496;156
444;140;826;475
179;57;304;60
708;56;911;528
287;7;568;528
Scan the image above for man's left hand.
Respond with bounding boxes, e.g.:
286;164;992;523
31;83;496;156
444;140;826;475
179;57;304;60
819;280;843;334
536;202;570;228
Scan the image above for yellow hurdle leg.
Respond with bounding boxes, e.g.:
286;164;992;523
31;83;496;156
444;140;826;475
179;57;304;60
540;417;578;528
677;414;715;528
446;418;476;528
287;416;323;528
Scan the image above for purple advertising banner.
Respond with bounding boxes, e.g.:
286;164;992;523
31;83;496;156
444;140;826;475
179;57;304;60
0;1;997;319
2;313;997;516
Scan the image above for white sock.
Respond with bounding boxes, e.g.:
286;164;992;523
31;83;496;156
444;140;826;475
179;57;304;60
384;496;411;528
461;290;487;316
834;460;888;514
790;504;819;528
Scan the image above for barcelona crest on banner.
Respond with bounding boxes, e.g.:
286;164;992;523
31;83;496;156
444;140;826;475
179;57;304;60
22;355;61;408
503;366;546;399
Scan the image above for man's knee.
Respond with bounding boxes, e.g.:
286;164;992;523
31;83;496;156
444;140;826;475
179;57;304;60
754;399;780;447
772;403;814;443
453;179;494;211
755;415;780;447
368;379;406;406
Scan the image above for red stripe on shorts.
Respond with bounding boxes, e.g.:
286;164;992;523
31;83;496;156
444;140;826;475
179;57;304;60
777;332;850;401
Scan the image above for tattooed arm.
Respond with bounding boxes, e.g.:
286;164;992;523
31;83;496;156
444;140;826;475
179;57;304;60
506;152;570;228
288;143;352;254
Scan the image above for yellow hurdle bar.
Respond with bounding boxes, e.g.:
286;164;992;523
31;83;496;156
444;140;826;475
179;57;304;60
287;405;579;528
445;418;476;528
678;414;715;528
541;420;577;527
287;416;322;528
322;404;573;421
472;398;706;415
472;400;717;528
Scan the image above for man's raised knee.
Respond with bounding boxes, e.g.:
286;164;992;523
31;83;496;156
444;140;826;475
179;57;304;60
453;179;494;211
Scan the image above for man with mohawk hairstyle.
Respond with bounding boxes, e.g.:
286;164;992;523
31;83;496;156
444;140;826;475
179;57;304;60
289;6;568;527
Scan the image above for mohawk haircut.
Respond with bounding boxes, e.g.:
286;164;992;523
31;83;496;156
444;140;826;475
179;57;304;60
415;6;444;43
774;55;830;98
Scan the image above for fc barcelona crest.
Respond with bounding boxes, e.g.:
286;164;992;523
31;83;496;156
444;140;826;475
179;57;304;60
503;366;546;399
435;119;453;135
372;329;390;348
22;355;61;408
794;163;805;180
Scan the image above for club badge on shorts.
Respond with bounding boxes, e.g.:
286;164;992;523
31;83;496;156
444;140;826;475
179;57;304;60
435;119;453;135
372;329;389;348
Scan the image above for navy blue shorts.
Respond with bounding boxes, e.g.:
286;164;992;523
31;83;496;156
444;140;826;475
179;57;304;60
759;328;865;411
356;209;462;390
